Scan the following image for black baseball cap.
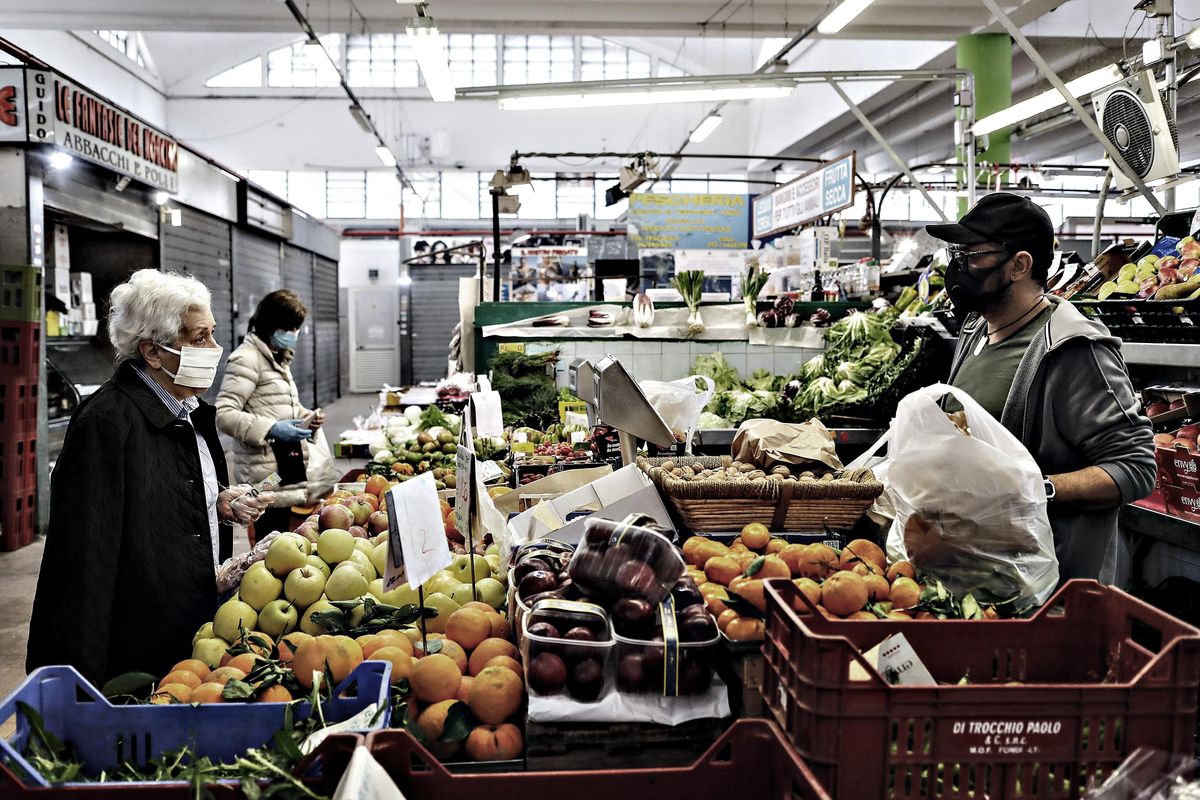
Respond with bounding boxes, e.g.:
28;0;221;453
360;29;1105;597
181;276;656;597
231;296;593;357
926;192;1054;269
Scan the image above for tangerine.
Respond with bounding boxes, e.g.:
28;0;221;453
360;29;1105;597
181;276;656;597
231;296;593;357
150;684;192;704
445;608;492;651
820;572;869;616
727;577;766;612
469;638;519;676
716;609;739;633
840;539;886;572
468;665;524;724
792;578;821;609
370;646;415;684
798;544;838;580
417;699;460;741
190;683;225;704
886;561;917;582
863;573;891;603
484;655;523;680
465;723;524;761
778;544;807;576
410;653;462;703
754;555;791;580
160;670;202;690
206;666;247;686
258;685;293;703
725;618;765;642
169;659;211;682
740;523;771;550
704;556;742;586
889;577;922;610
765;538;787;555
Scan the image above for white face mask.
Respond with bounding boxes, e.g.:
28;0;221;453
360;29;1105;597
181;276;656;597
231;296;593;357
159;343;223;390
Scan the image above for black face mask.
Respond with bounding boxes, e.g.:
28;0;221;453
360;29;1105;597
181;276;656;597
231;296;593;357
945;254;1013;313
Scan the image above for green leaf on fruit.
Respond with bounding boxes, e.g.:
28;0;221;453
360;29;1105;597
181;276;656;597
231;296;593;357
722;591;764;620
222;679;256;702
743;556;765;578
440;702;475;743
100;672;157;700
418;638;444;655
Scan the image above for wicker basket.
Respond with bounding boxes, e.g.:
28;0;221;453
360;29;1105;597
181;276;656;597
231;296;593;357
637;456;882;532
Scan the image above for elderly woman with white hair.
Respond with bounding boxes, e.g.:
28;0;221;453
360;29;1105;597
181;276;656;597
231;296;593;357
27;269;272;684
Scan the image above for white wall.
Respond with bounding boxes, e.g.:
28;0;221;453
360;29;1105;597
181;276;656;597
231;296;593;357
339;238;401;287
0;30;167;126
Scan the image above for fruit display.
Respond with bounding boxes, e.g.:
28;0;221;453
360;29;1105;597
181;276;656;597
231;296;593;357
611;581;719;696
520;601;613;702
1095;238;1200;301
568;515;685;606
366;405;462;488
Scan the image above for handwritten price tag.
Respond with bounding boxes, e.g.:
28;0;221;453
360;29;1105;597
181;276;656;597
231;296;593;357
384;472;452;591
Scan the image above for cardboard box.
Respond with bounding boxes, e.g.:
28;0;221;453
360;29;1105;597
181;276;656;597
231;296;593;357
70;272;93;306
1162;479;1200;523
507;464;675;546
81;319;99;337
1155;442;1200;489
80;302;97;320
45;268;71;306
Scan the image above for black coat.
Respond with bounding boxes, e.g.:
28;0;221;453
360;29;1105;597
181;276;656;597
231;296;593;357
27;361;233;685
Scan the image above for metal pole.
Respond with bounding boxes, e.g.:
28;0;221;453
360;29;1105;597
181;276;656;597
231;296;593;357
1163;11;1177;213
964;72;978;208
827;79;951;223
490;189;502;302
1092;170;1113;260
980;0;1167;216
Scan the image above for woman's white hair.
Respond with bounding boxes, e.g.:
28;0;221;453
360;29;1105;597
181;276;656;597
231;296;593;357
108;269;212;363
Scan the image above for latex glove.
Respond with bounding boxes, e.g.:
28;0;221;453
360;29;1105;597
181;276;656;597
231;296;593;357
218;485;275;525
270;419;313;442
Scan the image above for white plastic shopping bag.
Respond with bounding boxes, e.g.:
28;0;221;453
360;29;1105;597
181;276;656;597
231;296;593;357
638;375;715;451
883;383;1059;606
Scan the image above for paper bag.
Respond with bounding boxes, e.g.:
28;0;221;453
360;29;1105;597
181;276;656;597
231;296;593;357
731;418;844;471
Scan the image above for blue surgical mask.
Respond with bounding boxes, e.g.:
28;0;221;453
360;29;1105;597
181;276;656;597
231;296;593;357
271;330;299;350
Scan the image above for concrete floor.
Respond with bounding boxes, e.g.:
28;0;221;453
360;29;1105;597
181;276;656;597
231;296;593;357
0;391;381;707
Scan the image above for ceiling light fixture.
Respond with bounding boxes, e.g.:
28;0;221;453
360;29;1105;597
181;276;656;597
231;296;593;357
1185;25;1200;49
407;11;456;102
48;150;74;170
349;104;373;133
489;158;534;193
499;83;793;110
375;145;398;167
689;113;723;143
302;35;326;61
972;63;1124;136
817;0;878;34
155;190;170;205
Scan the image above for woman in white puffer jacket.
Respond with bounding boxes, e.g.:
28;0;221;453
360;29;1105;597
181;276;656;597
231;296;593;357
216;290;327;540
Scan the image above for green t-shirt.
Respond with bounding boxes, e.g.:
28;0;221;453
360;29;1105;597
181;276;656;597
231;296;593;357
949;306;1053;421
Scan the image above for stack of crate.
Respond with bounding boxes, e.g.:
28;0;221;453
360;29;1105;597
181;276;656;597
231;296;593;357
0;265;42;550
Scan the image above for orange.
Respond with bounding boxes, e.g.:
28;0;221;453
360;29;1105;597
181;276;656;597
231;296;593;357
292;635;365;689
698;582;726;598
704;586;730;616
729;543;750;554
863;573;891;603
847;611;877;620
821;572;869;616
716;609;739;633
468;638;518;676
456;675;474;703
728;577;766;612
766;539;787;555
421;639;468;674
278;631;313;662
730;537;744;548
691;539;729;569
840;539;886;572
754;555;791;580
190;683;225;704
224;652;259;675
371;630;415;658
356;634;380;655
445;608;493;652
258;684;293;703
169;659;211;682
364;474;390;498
851;560;884;577
461;601;499;616
417;699;460;741
740;523;770;550
160;670;202;690
488;614;511;640
682;536;708;562
150;683;192;704
485;656;523;680
798;544;838;580
889;577;922;610
734;552;758;570
206;666;247;686
704;556;742;586
725;618;765;642
914;611;937;620
369;646;415;684
468;665;524;724
778;544;807;576
792;578;821;610
410;653;462;703
886;561;917;583
465;723;524;761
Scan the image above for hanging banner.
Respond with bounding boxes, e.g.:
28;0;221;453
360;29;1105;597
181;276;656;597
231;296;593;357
752;152;856;239
0;67;27;142
627;193;751;250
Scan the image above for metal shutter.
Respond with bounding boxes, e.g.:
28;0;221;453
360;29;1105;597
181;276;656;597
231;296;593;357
283;245;316;409
160;208;233;402
233;230;283;339
313;256;339;406
409;263;473;383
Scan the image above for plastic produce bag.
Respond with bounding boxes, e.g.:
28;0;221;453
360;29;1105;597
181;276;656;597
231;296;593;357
638;375;714;449
884;383;1059;606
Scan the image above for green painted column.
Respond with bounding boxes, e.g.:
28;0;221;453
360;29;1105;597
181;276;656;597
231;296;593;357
956;33;1011;216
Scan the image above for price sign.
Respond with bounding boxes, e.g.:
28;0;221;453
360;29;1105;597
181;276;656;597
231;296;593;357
472;391;504;438
383;473;452;591
455;444;474;536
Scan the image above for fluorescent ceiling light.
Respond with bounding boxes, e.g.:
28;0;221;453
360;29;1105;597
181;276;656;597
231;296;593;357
817;0;877;34
48;151;74;170
375;146;397;167
349;104;372;133
499;83;793;111
154;190;170;205
689;113;723;143
406;17;456;102
302;36;326;61
973;63;1123;136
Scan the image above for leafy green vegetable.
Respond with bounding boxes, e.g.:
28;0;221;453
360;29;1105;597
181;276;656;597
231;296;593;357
489;349;560;426
692;353;741;394
746;369;783;392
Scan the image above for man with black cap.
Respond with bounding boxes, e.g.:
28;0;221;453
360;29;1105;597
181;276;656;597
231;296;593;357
926;192;1155;584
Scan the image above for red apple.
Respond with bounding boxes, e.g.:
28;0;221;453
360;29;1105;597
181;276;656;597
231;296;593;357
369;510;390;534
318;504;354;532
1178;424;1200;441
348;525;369;539
294;520;320;544
1170;399;1187;411
1145;401;1171;417
1172;438;1197;451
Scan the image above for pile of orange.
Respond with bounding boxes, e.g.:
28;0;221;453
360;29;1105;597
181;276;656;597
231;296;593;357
683;525;932;641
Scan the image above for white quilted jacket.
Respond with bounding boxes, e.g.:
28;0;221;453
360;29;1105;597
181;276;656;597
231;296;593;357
216;333;315;507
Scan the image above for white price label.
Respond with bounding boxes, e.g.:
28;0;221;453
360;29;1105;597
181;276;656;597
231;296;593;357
570;430;586;444
383;473;452;591
472;391;504;438
455;444;473;537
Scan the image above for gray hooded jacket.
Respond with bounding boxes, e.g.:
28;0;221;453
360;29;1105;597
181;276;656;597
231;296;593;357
947;296;1156;584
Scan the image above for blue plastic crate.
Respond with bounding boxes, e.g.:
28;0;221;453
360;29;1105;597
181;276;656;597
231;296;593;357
0;659;392;789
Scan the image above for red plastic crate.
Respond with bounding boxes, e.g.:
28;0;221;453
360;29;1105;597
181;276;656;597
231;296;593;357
366;719;831;800
761;579;1200;800
0;321;39;376
1161;479;1200;523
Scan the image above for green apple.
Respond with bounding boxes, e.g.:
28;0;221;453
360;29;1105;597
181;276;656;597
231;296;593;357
265;533;310;577
258;599;299;638
373;532;389;547
284;565;326;609
306;554;331;580
380;581;419;608
422;592;461;633
346;549;377;582
192;636;230;669
484;543;500;557
484;554;501;574
370;542;388;577
300;597;336;636
317;528;355;564
353;538;374;558
192;622;215;648
449;582;479;607
473;577;506;609
213;597;257;642
239;566;283;611
424;570;462;596
450;554;491;585
368;578;385;600
326;564;369;601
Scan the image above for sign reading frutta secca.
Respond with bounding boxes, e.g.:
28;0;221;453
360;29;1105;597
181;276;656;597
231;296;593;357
0;67;179;193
